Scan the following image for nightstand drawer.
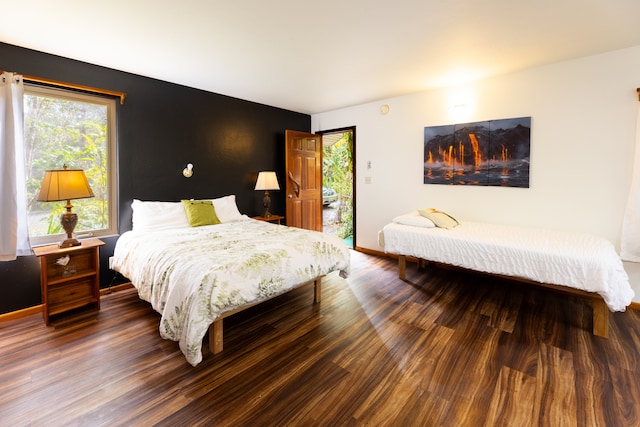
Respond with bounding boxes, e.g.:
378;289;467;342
48;278;97;315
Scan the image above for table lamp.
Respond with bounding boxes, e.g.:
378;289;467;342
37;165;95;248
254;171;280;218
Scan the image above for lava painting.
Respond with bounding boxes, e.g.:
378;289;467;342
424;117;531;187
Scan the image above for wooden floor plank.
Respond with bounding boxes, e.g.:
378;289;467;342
534;343;577;426
1;251;639;426
484;366;537;427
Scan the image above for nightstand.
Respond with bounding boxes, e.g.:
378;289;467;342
33;238;105;325
253;214;285;225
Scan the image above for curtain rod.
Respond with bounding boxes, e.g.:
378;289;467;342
1;70;126;104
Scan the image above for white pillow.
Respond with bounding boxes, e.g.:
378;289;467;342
392;211;436;228
131;199;189;232
211;195;245;223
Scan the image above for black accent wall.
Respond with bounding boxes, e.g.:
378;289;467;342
0;42;310;314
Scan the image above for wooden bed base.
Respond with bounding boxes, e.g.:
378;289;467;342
208;277;322;355
397;255;609;338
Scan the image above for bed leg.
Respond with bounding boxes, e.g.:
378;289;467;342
209;318;223;354
314;277;322;303
592;298;609;338
398;255;406;280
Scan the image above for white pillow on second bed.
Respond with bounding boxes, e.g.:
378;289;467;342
392;211;436;228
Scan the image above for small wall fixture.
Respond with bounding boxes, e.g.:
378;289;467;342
183;163;193;178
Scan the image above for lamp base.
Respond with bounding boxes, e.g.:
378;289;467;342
263;191;272;218
59;238;82;248
59;208;80;248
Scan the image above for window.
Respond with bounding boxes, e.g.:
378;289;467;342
23;85;117;246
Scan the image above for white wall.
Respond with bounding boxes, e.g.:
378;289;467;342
312;45;640;252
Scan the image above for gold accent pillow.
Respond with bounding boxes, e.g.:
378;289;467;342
418;208;459;229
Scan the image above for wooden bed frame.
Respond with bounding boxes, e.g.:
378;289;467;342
208;277;322;354
397;255;609;338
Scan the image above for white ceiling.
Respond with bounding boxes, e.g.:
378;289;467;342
2;1;639;114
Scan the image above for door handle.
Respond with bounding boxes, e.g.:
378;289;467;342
287;194;293;198
288;171;300;197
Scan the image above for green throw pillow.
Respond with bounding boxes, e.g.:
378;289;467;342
418;208;459;229
181;200;220;227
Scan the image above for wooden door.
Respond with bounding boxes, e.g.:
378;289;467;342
285;130;322;231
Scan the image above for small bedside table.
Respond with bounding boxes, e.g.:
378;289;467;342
33;238;105;325
253;214;285;225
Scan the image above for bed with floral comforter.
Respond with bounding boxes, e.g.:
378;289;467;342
111;218;350;366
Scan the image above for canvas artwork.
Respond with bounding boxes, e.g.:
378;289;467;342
423;117;531;187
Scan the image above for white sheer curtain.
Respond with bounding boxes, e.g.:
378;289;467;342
621;100;640;262
0;72;31;261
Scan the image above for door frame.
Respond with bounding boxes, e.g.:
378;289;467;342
317;126;356;249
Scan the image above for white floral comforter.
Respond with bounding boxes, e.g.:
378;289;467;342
111;219;350;366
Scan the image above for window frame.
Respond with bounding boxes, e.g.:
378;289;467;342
24;84;118;247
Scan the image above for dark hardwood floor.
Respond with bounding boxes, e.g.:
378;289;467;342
1;250;639;426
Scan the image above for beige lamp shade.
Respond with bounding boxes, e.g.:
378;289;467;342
254;171;280;191
37;166;94;202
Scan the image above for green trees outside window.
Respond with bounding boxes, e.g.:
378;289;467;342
23;86;116;244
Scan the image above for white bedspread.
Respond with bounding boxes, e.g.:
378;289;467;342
380;221;633;312
111;219;350;366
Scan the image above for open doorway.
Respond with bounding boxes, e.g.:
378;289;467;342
321;127;355;248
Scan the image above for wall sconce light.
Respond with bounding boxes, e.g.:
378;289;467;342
449;89;475;122
183;163;193;178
